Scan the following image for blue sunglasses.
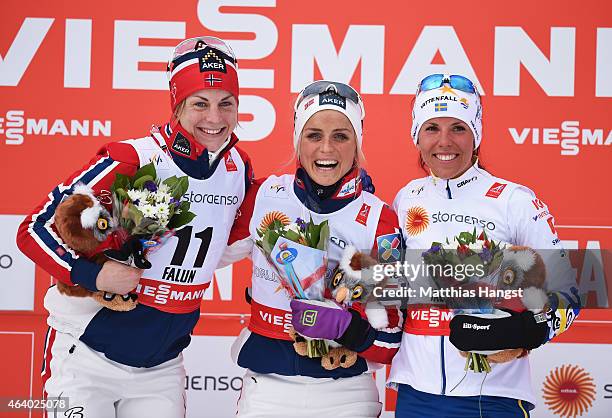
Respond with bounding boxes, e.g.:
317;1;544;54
417;74;478;96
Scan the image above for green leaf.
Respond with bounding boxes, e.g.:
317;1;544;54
317;221;330;250
115;188;128;202
163;175;188;199
111;173;131;193
263;230;280;254
162;175;179;187
284;229;301;242
179;200;191;213
168;210;196;229
175;176;189;197
458;232;473;244
489;251;504;272
133;175;155;190
127;204;144;226
133;163;157;183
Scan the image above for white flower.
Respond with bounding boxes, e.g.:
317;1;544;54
467;242;483;252
155;204;170;219
127;189;146;202
284;223;301;234
154;191;172;204
158;183;170;194
140;204;156;218
157;215;169;228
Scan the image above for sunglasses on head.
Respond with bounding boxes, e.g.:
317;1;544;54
294;80;365;118
417;74;479;96
168;36;237;74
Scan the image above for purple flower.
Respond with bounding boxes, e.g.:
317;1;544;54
144;181;158;192
170;198;181;208
296;217;307;231
479;248;492;263
421;245;441;258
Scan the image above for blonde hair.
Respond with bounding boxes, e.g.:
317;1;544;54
173;100;186;120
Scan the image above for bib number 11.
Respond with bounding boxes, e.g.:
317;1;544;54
169;226;213;268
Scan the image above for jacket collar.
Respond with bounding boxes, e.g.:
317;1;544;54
154;122;238;180
429;163;483;199
293;165;362;213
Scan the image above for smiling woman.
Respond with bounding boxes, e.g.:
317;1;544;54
416;117;475;179
16;36;254;418
389;74;581;418
217;80;404;418
176;89;238;152
298;109;357;186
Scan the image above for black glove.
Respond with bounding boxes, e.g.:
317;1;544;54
104;235;152;269
449;310;549;352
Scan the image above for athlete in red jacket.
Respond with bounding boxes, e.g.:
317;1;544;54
17;36;253;418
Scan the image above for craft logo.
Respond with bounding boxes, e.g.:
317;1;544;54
199;48;227;73
457;176;477;188
509;121;611;156
319;92;346;109
172;133;191;156
258;211;290;234
1;110;111;145
405;206;429;236
542;364;596;417
485;182;507;198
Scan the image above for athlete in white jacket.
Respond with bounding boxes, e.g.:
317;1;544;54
388;74;581;417
222;81;403;417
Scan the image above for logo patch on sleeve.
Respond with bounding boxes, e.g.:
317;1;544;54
224;153;237;172
171;132;192;157
376;233;402;263
485;182;507;198
355;203;371;226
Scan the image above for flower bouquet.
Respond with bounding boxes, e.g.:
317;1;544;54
255;214;330;356
422;229;548;373
104;162;196;268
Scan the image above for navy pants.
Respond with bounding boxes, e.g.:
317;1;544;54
395;384;532;418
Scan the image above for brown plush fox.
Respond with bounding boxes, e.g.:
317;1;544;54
53;184;137;311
